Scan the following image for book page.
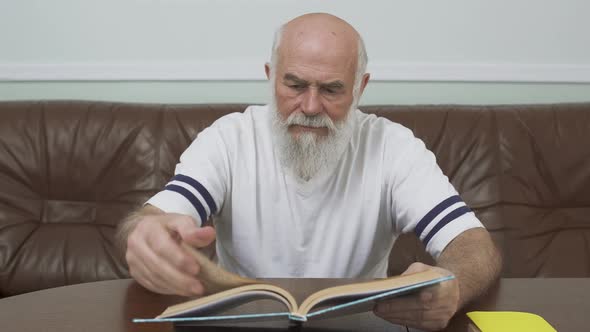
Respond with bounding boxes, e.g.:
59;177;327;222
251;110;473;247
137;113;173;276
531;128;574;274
150;248;448;323
297;269;447;316
183;244;258;294
157;283;299;319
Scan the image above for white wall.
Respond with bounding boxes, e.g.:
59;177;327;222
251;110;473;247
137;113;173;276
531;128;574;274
1;0;589;103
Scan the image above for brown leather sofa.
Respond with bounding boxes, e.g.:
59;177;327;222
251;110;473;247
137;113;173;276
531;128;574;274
1;100;589;298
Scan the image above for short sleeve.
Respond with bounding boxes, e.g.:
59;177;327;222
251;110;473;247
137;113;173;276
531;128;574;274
146;125;229;227
388;129;484;258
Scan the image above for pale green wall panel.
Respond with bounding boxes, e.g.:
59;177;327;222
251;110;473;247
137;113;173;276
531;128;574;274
1;81;589;105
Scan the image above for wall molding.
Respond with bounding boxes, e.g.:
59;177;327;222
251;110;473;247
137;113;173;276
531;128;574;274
1;61;590;83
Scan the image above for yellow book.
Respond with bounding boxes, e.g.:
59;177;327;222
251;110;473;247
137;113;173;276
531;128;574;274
467;311;556;332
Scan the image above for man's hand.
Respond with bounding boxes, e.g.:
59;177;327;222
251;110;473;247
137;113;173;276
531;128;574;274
124;211;216;297
373;262;460;331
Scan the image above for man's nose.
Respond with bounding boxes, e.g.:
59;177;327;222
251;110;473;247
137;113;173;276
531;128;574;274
301;88;322;116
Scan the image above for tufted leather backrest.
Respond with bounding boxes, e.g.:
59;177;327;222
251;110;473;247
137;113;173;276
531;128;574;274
372;104;590;278
0;101;242;296
1;101;589;297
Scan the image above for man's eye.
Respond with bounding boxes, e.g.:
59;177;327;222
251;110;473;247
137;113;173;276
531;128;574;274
289;84;306;91
321;87;340;95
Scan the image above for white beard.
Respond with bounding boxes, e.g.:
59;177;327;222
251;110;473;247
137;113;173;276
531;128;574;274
270;96;356;181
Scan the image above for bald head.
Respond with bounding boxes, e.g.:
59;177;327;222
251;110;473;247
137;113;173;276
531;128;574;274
269;13;368;94
281;13;361;63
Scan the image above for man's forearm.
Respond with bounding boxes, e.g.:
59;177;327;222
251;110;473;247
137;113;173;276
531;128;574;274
436;227;502;308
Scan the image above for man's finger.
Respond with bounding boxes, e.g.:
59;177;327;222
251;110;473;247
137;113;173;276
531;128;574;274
401;262;430;276
375;289;435;313
164;215;216;248
127;250;176;295
181;225;216;248
164;215;199;238
143;221;202;276
139;236;205;296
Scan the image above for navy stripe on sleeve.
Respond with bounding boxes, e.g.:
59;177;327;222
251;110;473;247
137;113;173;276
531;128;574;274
414;195;462;238
164;184;208;223
422;206;472;246
172;174;218;214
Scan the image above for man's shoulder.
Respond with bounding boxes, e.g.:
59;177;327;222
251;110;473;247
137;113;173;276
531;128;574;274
209;104;270;132
354;109;415;143
213;104;268;124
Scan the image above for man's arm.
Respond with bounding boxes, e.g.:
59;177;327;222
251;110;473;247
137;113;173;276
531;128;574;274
374;228;502;331
437;227;502;308
116;204;216;296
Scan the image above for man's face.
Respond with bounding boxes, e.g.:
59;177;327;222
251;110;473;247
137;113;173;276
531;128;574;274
267;45;359;181
270;38;358;139
265;18;369;180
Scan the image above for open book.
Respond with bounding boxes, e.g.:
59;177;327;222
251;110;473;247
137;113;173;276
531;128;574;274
134;245;453;324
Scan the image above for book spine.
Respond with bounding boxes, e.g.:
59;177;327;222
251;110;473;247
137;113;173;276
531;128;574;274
288;314;307;322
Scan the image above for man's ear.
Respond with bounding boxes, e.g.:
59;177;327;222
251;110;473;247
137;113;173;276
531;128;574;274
359;73;370;96
264;63;271;80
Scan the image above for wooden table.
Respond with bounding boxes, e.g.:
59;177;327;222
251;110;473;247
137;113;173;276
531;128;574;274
1;278;587;332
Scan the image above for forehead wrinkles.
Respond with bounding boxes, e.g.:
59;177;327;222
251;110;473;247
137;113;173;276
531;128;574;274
281;29;356;57
278;25;358;68
282;62;353;81
278;43;357;84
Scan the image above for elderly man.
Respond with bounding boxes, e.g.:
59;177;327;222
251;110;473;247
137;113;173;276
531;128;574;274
118;13;501;331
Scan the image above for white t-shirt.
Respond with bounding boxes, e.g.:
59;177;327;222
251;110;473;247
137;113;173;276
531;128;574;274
147;105;483;278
